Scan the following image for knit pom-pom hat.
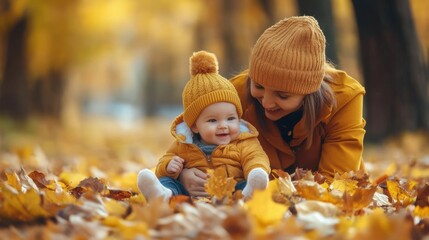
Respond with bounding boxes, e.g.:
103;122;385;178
249;16;326;94
182;51;243;128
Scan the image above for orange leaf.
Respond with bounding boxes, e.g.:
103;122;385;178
342;185;378;214
204;168;236;200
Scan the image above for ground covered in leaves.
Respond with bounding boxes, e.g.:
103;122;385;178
1;117;429;239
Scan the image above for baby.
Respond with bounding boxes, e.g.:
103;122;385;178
138;51;270;201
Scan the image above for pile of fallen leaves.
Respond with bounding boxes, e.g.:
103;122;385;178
1;117;429;239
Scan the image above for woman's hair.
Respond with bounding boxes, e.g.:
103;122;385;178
247;63;337;149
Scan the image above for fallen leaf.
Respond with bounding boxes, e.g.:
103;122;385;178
245;181;288;235
205;168;236;201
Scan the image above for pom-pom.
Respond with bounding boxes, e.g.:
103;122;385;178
190;51;218;77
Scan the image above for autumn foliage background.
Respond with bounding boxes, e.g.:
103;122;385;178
1;0;429;239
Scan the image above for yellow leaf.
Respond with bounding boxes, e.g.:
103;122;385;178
42;187;77;214
331;179;358;194
103;197;129;217
129;193;146;205
102;216;148;238
204;168;236;200
0;183;50;222
245;181;287;235
413;206;429;218
295;181;343;206
110;171;138;192
386;179;417;207
59;171;88;188
4;171;22;191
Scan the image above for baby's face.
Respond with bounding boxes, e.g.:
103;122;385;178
191;102;240;145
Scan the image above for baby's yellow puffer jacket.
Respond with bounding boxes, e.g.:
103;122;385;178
155;115;271;182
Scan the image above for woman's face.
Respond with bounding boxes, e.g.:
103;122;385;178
250;80;305;121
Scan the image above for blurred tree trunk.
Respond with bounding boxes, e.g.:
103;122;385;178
258;0;276;27
196;0;266;77
352;0;429;141
0;15;29;120
145;45;172;117
221;0;242;76
31;71;65;118
297;0;339;64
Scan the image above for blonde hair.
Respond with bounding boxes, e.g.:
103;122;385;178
247;63;337;149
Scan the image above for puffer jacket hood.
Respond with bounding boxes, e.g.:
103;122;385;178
169;114;258;144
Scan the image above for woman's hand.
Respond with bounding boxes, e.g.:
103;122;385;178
179;168;208;197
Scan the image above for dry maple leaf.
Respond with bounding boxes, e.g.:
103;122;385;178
104;189;132;201
271;169;300;205
271;169;296;196
342;185;378;215
70;177;109;198
127;199;174;229
0;184;50;222
0;169;74;222
330;178;359;195
205;168;237;201
222;206;252;240
245;181;288;235
102;215;149;238
295;180;343;206
28;171;51;189
413;206;429;218
77;177;107;193
414;183;429;207
169;195;192;209
386;177;417;207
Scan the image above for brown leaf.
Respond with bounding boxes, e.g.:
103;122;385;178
105;189;132;200
271;169;289;179
29;171;50;189
313;172;326;184
169;195;192;209
415;183;429;207
291;168;311;181
70;177;108;198
77;177;107;193
222;206;252;240
70;186;85;198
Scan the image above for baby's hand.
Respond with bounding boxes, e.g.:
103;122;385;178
167;156;185;174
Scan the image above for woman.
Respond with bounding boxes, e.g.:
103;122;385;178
179;16;366;196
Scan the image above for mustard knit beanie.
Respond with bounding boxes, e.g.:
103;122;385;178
182;51;243;128
249;16;326;94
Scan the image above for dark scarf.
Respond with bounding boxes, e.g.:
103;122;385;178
192;134;217;156
274;108;303;144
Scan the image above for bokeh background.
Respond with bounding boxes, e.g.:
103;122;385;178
0;0;428;176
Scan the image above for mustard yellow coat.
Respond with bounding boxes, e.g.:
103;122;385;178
155;115;271;182
230;69;366;179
